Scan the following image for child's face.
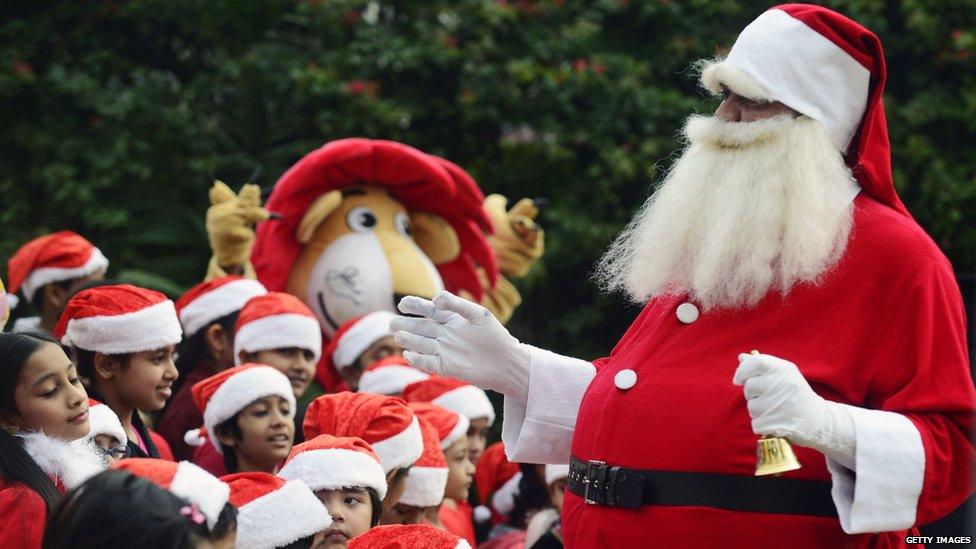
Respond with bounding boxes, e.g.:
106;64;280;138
381;502;429;526
8;343;89;440
111;346;178;412
224;395;294;473
466;417;489;464
92;433;126;464
246;348;316;398
382;467;409;511
316;488;374;547
549;478;567;514
444;436;475;501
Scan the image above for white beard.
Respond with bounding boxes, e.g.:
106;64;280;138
595;114;856;311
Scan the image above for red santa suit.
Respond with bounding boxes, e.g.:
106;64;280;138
496;5;976;548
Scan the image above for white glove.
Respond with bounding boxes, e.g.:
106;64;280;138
733;353;855;466
391;291;530;399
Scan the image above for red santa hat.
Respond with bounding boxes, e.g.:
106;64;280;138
6;231;109;303
176;275;267;338
402;376;495;426
407;402;469;450
252;139;496;300
397;417;448;508
473;441;520;523
278;434;388;500
187;364;296;454
112;458;229;529
54;284;182;354
326;311;397;372
700;3;905;216
358;355;430;396
347;524;472;549
302;392;423;473
86;398;126;446
222;472;332;549
234;292;322;364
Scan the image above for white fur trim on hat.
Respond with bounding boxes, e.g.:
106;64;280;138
170;461;231;529
434;385;495;426
180;279;266;337
237;479;333;549
333;311;396;369
700;8;870;152
87;403;127;446
491;471;522;516
234;313;323;365
203;366;297;455
456;541;472;549
370;416;423;473
61;299;182;354
398;465;449;507
545;464;569;487
18;431;106;490
21;248;109;302
358;364;430;396
441;414;469;450
279;448;388;500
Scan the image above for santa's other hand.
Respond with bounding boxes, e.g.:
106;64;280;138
393;291;530;399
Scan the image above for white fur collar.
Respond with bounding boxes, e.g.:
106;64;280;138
17;431;107;490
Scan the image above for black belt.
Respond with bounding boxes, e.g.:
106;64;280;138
568;456;838;517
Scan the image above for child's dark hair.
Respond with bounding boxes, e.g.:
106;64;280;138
507;463;550;529
73;348;131;383
215;413;244;473
210;502;238;541
0;331;64;511
28;279;75;312
43;470;210;549
172;311;238;398
367;486;383;527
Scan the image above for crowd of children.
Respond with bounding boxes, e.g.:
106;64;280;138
0;230;565;548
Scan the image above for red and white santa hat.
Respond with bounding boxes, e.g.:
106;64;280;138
700;4;906;216
6;231;109;304
223;472;332;549
176;275;267;338
54;284;182;354
187;364;296;454
545;464;570;487
358;355;430;396
327;311;397;370
233;292;322;365
302;392;423;473
279;434;388;500
473;441;520;524
113;458;229;528
398;417;448;508
402;376;495;426
86;398;126;446
347;524;472;549
407;402;469;451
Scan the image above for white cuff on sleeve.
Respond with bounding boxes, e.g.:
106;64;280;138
501;346;595;464
826;406;925;534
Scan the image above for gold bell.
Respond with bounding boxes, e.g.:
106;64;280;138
755;435;802;476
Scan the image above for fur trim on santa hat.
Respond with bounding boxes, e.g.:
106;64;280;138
491;471;522;516
279;447;388;500
228;475;332;549
434;385;495;426
699;59;769;101
22;248;108;302
399;465;449;507
332;311;396;369
371;416;423;472
200;366;296;455
545;464;569;487
17;431;105;489
86;400;127;446
57;286;182;354
358;359;430;396
170;461;231;528
177;277;267;337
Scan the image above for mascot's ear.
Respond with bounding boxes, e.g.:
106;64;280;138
297;190;344;244
410;212;460;265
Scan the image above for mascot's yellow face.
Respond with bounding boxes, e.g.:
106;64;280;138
286;186;461;336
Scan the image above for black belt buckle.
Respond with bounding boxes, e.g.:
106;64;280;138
583;460;608;505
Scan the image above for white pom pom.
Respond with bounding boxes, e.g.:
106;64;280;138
6;293;19;310
473;505;492;524
183;428;206;447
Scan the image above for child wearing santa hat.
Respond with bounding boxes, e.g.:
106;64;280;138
323;311;403;392
347;524;471;549
186;364;296;477
85;398;128;465
407;402;475;546
302;392;423;514
158;275;267;461
402;376;495;465
6;231;109;334
113;457;237;546
382;416;448;526
278;435;387;547
223;471;333;549
472;441;520;527
0;331;106;548
43;470;214;549
55;284;183;460
523;465;569;549
357;356;430;397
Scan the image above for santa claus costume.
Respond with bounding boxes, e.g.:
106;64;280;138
392;4;976;548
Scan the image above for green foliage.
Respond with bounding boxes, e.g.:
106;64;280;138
1;0;974;357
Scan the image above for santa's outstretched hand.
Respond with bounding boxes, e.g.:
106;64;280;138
734;353;856;466
392;291;530;399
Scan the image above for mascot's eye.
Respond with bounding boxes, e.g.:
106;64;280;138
346;206;378;233
395;211;412;237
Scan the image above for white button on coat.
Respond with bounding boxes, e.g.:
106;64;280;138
676;302;699;324
614;369;637;390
